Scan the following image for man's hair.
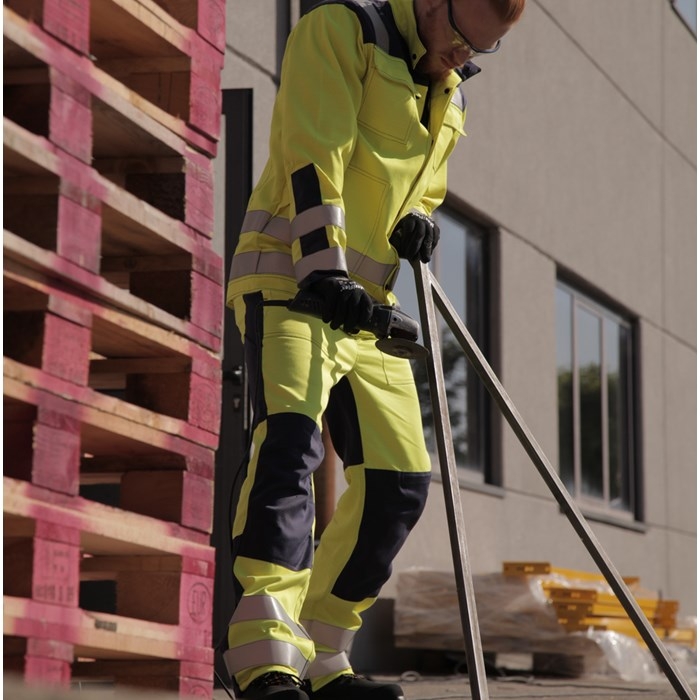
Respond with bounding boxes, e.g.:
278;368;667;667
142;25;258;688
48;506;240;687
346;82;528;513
491;0;526;23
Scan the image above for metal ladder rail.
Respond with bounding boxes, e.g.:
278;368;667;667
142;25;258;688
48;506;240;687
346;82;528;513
413;261;491;699
413;260;695;700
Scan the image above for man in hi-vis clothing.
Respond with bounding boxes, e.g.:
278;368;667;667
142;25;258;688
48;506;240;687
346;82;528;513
224;0;524;698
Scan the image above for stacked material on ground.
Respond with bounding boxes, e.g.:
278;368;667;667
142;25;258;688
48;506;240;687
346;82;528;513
394;564;696;682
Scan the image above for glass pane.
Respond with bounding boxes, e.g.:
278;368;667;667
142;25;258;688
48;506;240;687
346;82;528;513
464;226;485;471
607;320;632;511
555;287;574;491
392;210;486;475
435;211;470;463
577;306;603;498
672;0;697;34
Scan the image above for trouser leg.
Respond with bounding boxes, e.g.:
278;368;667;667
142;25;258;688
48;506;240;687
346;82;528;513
300;339;431;690
224;293;355;691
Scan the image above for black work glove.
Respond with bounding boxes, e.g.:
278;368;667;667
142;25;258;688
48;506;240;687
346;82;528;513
389;211;440;263
305;274;373;334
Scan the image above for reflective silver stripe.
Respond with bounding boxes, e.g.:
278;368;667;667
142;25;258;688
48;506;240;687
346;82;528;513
295;247;348;283
230;247;394;289
241;210;272;233
450;88;466;111
291;205;345;241
263;217;292;242
301;619;356;652
223;640;310;677
230;251;295;280
357;0;389;53
306;651;352;677
346;248;395;288
241;210;291;244
230;595;307;637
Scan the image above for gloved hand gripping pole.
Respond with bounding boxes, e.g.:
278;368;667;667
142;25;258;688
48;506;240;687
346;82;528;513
411;259;696;700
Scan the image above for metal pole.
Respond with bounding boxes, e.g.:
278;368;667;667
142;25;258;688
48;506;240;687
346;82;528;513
422;267;695;700
413;261;490;700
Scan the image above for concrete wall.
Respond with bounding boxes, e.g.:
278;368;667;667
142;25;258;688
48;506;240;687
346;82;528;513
217;0;697;622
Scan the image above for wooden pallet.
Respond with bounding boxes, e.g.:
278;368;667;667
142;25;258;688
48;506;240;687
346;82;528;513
5;119;223;351
4;477;215;694
4;7;220;231
4;0;223;151
4;0;224;692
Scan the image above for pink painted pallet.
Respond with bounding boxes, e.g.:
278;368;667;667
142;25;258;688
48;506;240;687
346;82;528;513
4;7;221;235
4;477;215;698
5;0;225;57
4;120;223;352
4;253;222;436
4;0;224;148
5;361;218;533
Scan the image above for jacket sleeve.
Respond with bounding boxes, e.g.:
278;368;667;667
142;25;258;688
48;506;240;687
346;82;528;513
275;6;367;286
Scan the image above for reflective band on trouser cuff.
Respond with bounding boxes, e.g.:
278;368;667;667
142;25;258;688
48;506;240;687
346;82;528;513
346;248;396;291
225;596;312;677
223;640;310;678
301;619;356;652
291;205;345;241
295;247;348;284
230;595;309;635
241;210;292;244
230;251;295;280
306;650;352;677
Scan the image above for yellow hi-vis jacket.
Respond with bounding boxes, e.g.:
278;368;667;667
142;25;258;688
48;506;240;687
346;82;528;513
227;0;480;307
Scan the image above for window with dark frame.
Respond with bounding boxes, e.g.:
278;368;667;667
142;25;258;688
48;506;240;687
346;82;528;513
556;281;637;517
670;0;697;35
392;207;491;483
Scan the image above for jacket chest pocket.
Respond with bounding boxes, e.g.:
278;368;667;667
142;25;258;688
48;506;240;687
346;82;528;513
432;101;466;168
358;51;417;145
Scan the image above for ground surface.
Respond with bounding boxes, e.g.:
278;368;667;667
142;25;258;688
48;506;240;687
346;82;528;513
5;672;695;700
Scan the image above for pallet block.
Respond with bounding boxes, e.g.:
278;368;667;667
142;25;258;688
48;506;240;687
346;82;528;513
5;519;81;607
5;637;75;688
5;0;91;54
4;401;81;494
149;0;225;52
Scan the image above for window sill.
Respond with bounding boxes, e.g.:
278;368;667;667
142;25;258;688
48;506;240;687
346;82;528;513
575;508;647;533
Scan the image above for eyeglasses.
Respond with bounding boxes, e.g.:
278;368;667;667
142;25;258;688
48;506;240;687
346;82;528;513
446;0;502;57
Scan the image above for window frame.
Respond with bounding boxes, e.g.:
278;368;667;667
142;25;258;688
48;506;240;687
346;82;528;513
393;206;494;487
556;279;640;522
670;0;697;36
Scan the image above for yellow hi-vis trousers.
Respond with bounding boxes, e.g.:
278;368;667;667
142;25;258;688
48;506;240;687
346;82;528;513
224;290;431;692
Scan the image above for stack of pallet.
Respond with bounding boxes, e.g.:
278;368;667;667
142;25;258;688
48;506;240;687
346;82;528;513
4;0;225;696
503;562;695;650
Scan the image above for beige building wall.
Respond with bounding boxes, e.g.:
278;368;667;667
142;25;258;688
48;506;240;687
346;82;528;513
216;0;697;620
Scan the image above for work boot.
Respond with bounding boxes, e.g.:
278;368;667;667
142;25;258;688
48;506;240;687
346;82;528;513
311;673;404;700
236;671;310;700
